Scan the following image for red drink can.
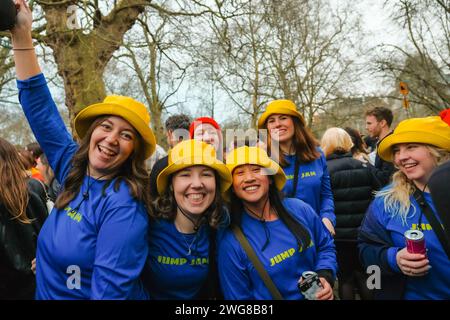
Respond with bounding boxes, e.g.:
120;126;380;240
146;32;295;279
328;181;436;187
405;229;426;255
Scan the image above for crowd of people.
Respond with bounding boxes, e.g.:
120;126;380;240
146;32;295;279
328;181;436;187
1;0;449;300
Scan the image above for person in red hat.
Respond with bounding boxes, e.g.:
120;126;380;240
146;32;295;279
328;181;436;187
190;117;224;161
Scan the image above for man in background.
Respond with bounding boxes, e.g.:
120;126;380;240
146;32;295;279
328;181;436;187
365;106;396;188
149;114;191;197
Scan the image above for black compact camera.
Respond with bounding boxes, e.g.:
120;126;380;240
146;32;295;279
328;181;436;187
0;0;17;31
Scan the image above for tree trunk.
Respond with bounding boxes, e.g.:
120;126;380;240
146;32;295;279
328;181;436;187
148;41;166;149
40;0;145;132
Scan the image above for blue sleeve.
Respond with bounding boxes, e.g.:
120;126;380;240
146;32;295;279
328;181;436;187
357;200;402;275
307;205;338;280
17;73;78;184
91;205;149;299
318;153;336;225
218;232;253;300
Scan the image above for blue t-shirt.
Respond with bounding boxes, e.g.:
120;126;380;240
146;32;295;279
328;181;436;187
144;219;212;299
218;198;337;300
282;151;335;225
366;192;450;300
17;73;149;300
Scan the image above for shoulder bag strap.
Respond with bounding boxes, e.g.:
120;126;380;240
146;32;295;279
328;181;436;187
289;156;300;198
231;225;283;300
413;189;450;260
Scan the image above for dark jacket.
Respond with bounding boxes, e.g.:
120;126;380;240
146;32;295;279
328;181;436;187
0;179;48;299
149;155;168;198
369;150;396;189
429;160;450;248
357;201;406;300
326;152;380;241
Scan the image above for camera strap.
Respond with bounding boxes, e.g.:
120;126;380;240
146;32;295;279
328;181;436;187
231;225;283;300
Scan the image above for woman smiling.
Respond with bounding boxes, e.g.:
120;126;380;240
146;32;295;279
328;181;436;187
143;139;232;299
258;100;336;236
219;146;337;300
358;115;450;299
10;0;155;299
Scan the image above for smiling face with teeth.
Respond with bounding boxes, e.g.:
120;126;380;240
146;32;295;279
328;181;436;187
393;143;438;189
171;165;217;216
88;116;137;179
232;164;271;206
266;114;295;145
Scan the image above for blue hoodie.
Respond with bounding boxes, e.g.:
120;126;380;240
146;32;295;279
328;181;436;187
218;198;337;300
282;151;335;226
17;74;149;300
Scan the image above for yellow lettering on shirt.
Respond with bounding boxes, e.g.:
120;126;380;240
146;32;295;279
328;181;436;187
157;256;189;265
190;257;209;265
298;240;314;253
412;223;433;231
64;206;83;223
156;256;209;266
301;171;316;179
269;248;296;267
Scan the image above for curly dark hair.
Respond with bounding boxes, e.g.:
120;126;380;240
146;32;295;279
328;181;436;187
165;114;191;132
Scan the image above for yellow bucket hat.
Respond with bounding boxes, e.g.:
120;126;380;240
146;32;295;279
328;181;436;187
225;146;286;191
156;139;232;196
257;99;305;129
378;116;450;162
73;95;156;159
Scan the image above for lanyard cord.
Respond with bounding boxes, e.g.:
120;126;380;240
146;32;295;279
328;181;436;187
177;204;208;232
71;169;110;213
244;196;273;251
176;205;209;257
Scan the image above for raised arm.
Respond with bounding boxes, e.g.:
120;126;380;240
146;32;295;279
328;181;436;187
10;0;41;80
10;0;77;182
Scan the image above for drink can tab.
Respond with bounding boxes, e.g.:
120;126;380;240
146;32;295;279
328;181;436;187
298;271;323;300
404;229;427;255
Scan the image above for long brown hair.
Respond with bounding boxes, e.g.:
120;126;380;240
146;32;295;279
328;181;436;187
265;116;320;167
55;116;153;215
0;138;31;224
152;172;224;229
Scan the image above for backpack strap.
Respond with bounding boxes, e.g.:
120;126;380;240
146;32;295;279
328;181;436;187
231;225;283;300
413;189;450;260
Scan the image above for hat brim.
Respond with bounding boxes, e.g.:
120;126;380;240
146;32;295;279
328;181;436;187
223;162;286;202
74;103;156;159
229;163;286;191
378;131;450;162
257;107;304;129
156;157;232;196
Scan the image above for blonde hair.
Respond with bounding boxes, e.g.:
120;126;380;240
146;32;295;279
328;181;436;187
376;145;450;225
320;127;354;157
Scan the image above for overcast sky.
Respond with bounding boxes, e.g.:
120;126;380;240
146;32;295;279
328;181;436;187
192;0;409;121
